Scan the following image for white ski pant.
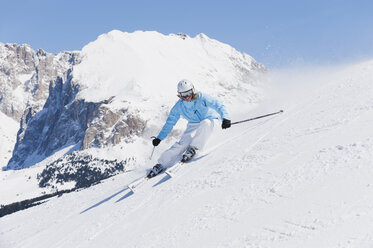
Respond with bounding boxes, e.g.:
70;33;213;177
158;118;218;168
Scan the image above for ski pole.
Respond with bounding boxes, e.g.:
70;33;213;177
149;146;155;160
149;136;157;160
231;110;284;125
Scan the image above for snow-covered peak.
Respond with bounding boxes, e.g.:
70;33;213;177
73;30;266;113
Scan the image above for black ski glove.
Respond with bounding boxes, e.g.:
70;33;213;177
222;119;231;129
152;138;161;146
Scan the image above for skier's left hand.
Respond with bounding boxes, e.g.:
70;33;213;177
222;119;231;129
152;138;161;146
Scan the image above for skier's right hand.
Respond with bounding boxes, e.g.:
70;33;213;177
152;138;161;146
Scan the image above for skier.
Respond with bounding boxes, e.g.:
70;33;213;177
147;79;231;178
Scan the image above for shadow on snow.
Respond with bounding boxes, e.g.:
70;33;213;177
80;186;128;214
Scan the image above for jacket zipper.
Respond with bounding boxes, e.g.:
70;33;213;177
195;110;202;121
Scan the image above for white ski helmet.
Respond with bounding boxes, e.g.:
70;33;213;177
177;79;194;96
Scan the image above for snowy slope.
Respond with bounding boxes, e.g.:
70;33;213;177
0;112;18;167
1;60;373;248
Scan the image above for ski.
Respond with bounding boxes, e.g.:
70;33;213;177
127;176;149;193
127;157;197;193
127;163;181;193
126;168;167;193
165;154;201;177
164;161;184;177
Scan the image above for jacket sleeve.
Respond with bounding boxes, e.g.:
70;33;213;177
157;102;181;140
203;93;230;120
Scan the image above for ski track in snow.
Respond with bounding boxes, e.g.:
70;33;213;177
1;61;373;247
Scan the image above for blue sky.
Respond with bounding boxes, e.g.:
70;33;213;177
1;0;372;68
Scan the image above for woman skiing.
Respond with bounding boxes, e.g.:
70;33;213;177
147;79;231;178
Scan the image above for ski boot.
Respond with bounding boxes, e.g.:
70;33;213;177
181;146;197;162
147;164;164;178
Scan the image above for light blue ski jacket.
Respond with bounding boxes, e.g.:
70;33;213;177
157;92;230;140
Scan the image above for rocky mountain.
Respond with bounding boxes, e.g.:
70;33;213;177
0;43;80;120
0;43;80;168
6;72;146;169
3;30;266;171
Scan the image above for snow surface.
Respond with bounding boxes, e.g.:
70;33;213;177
0;112;18;167
0;145;77;205
1;59;373;247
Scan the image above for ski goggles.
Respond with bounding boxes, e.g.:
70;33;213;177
178;89;193;99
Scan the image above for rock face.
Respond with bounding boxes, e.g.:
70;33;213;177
82;105;146;149
0;43;80;121
0;43;81;169
6;73;146;170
